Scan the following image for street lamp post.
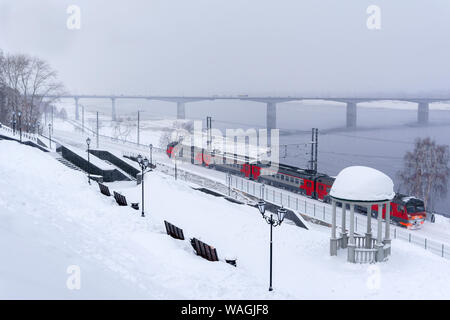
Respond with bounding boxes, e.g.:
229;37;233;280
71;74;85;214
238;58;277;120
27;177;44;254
48;123;52;148
12;111;16;135
137;154;151;218
257;200;286;292
149;144;153;167
86;137;91;185
174;155;177;180
18;111;22;142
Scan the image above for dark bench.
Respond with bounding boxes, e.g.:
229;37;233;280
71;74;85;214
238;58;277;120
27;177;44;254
98;182;111;197
190;238;219;262
164;221;185;240
113;191;128;206
113;191;139;210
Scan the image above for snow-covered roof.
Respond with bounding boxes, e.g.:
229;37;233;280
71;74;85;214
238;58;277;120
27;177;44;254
330;166;395;202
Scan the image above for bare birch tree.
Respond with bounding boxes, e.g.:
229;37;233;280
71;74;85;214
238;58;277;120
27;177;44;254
398;137;450;211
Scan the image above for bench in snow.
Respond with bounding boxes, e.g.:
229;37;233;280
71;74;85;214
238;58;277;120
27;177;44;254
98;182;111;197
164;221;185;240
113;191;128;206
190;238;219;262
113;191;139;210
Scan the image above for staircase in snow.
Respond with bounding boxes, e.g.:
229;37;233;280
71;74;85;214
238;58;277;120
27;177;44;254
50;152;85;173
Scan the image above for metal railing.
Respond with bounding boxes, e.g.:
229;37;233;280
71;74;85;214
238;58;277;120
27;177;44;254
0;123;38;142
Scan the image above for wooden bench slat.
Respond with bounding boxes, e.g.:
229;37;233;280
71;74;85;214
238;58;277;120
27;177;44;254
211;248;218;261
205;244;213;261
176;228;184;240
164;221;170;235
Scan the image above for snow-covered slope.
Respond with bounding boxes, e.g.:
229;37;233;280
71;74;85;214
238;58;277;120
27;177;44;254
1;140;450;299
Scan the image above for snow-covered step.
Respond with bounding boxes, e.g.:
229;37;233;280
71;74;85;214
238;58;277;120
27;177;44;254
50;152;85;172
57;158;84;172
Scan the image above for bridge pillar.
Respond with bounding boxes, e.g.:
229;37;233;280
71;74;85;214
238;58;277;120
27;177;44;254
266;102;277;149
75;97;80;121
346;102;357;128
111;98;116;121
266;102;277;131
418;102;429;124
177;102;186;119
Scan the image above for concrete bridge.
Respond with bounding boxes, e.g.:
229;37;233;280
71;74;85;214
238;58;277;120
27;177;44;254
44;94;450;130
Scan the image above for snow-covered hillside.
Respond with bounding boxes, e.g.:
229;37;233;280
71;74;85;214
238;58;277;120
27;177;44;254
1;140;450;299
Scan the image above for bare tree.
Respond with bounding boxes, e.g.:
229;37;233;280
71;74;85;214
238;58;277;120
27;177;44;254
112;120;132;143
0;51;23;124
159;120;194;149
398;137;450;211
0;51;64;130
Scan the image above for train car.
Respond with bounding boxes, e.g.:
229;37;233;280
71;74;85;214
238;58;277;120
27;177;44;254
166;142;427;229
166;141;214;167
368;194;426;229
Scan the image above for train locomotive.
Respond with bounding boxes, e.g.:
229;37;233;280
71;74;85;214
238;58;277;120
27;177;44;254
166;141;427;229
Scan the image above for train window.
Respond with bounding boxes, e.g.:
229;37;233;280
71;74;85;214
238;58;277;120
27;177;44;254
281;175;285;180
295;179;299;184
307;181;311;187
406;206;415;213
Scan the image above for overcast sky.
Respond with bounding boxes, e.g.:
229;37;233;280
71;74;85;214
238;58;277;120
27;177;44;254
1;0;450;96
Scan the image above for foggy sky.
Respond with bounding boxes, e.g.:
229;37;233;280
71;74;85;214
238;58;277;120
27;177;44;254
1;0;450;96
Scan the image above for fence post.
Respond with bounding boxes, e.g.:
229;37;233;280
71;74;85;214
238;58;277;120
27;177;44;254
442;244;445;258
355;216;357;232
314;204;316;216
425;238;427;250
409;233;411;243
394;228;396;239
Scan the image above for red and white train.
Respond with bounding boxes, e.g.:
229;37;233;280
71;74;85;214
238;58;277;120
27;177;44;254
166;142;427;229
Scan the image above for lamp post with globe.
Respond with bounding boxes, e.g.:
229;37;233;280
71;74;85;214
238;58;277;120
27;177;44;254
257;200;286;292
